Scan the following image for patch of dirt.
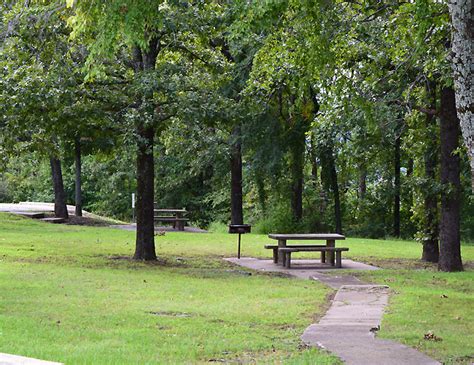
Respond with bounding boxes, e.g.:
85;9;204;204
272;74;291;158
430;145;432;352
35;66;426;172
65;215;118;226
148;311;195;318
108;255;132;261
355;257;438;270
357;257;474;271
105;255;188;269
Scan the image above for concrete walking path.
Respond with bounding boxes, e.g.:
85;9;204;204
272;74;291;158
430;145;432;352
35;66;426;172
226;257;441;365
301;285;440;365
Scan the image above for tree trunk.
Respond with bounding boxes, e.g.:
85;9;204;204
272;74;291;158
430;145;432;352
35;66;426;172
393;134;401;237
358;167;367;201
438;86;463;272
49;157;68;219
74;137;82;217
133;124;156;261
331;162;342;234
422;82;439;263
309;134;319;188
448;0;474;191
255;174;266;213
325;148;342;234
230;125;243;225
132;41;159;261
290;141;304;222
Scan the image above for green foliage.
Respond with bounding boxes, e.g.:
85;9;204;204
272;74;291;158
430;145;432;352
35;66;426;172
1;0;472;245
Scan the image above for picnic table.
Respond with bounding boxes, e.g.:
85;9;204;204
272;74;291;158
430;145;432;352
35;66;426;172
266;233;347;268
154;208;188;231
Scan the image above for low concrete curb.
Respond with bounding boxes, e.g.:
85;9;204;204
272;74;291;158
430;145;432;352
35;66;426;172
0;353;62;365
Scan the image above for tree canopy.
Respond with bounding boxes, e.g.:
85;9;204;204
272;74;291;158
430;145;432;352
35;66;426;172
1;0;472;271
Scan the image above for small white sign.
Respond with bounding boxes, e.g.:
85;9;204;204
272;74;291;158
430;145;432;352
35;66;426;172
132;193;135;208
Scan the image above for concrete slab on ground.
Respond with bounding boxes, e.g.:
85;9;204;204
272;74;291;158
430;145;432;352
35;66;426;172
301;285;441;365
224;257;379;282
0;202;88;217
0;353;62;365
110;224;208;233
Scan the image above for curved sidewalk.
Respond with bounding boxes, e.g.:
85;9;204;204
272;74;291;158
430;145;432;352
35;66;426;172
226;257;441;365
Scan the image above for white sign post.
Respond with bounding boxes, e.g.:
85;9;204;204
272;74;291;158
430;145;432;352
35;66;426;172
132;193;135;222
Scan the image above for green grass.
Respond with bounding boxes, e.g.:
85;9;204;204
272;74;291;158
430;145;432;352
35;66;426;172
0;214;338;364
357;270;474;365
0;213;473;364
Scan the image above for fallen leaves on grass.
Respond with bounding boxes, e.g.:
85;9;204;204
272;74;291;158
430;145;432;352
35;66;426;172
423;331;442;341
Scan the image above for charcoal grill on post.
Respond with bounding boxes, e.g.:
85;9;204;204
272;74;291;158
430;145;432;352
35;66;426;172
228;224;251;259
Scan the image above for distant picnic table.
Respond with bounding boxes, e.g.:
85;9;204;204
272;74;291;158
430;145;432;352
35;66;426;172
154;208;188;231
265;233;347;268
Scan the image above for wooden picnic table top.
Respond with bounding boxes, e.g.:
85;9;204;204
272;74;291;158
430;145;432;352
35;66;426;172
268;233;345;240
154;209;187;214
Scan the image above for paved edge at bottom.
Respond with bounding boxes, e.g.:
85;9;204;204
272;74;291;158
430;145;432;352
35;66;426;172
0;353;62;365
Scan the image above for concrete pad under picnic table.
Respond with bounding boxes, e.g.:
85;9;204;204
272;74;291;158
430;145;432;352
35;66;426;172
224;257;379;282
0;353;62;365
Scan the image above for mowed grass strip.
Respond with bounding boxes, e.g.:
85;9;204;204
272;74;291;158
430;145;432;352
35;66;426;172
357;269;474;365
0;214;338;364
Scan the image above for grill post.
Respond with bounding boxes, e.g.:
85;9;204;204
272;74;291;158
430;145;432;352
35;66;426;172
228;224;251;259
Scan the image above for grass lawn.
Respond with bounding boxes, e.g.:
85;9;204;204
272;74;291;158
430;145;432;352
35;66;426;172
0;213;473;364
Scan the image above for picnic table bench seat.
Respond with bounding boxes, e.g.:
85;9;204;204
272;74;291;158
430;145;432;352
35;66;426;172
154;216;190;221
153;209;189;231
264;244;326;263
278;247;349;268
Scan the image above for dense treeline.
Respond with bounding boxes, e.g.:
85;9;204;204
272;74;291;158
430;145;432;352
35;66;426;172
1;1;472;269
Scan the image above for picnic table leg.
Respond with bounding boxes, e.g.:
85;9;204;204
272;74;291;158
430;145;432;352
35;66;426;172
277;239;286;265
285;252;292;268
321;251;326;263
272;248;278;263
336;251;342;268
327;239;335;266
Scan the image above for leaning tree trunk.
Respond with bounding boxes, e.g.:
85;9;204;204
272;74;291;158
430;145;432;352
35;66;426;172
393;134;401;238
230;124;243;225
74;137;82;217
439;87;463;272
448;0;474;191
132;40;159;261
49;157;68;219
422;81;439;263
